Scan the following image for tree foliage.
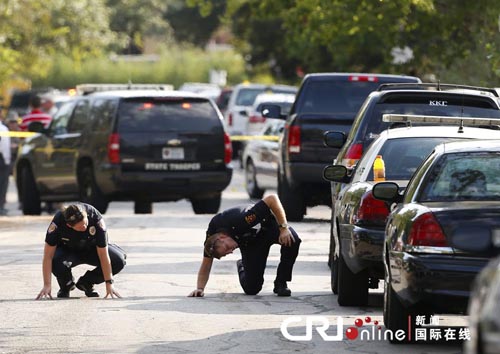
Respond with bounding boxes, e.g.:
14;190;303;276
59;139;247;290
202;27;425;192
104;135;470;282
0;0;114;83
193;0;500;84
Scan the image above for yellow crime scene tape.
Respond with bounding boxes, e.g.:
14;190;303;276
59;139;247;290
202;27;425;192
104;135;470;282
0;131;38;138
230;135;279;141
0;131;279;141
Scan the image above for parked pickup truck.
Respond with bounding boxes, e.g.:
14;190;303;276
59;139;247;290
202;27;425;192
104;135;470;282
262;73;420;221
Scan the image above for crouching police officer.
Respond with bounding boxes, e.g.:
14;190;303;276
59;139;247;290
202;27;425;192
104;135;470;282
188;194;301;297
36;203;126;300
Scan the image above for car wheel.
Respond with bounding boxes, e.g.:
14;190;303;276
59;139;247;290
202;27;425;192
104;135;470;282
337;252;368;306
245;160;264;199
277;170;305;221
21;166;41;215
134;201;152;214
191;194;221;214
384;278;412;344
331;255;339;295
79;165;109;214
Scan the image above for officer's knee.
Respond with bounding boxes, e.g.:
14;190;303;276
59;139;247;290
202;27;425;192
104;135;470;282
242;282;262;295
111;257;126;274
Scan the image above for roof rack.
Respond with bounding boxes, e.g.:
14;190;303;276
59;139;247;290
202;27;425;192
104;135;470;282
76;83;174;95
383;114;500;128
377;83;499;97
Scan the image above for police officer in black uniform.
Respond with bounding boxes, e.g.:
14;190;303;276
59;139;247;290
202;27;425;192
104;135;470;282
36;203;126;300
188;194;301;297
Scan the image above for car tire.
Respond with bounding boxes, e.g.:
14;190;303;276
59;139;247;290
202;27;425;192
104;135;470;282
134;201;152;214
21;166;41;215
337;252;368;306
245;160;264;199
384;277;413;344
191;194;221;214
277;170;305;221
79;166;109;214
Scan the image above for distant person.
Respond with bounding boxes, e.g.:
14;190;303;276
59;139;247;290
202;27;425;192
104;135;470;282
20;95;52;131
36;203;126;300
188;194;301;298
6;113;20;175
0;116;11;215
41;94;57;116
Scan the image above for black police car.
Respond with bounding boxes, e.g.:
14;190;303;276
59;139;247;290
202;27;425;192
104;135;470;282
15;90;233;215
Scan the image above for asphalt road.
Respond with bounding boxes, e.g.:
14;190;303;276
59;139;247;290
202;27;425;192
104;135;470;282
0;167;465;353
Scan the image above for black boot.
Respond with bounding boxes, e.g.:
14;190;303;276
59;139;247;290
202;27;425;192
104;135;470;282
57;281;75;298
76;278;99;297
273;281;291;297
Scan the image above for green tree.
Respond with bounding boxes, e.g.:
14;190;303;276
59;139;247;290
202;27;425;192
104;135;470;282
165;0;225;47
106;0;171;54
0;0;114;83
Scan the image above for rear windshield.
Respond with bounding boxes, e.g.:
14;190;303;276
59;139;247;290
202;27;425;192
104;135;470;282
117;98;220;133
363;102;500;144
365;137;462;181
295;81;382;117
420;152;500;201
236;87;296;106
256;101;293;115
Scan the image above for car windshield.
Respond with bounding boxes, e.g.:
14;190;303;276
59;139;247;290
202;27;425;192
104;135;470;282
419;152;500;201
117;98;219;133
364;101;500;143
365;137;460;181
296;81;381;117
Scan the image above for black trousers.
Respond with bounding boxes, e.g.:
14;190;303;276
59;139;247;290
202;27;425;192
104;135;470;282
238;227;301;295
52;244;126;290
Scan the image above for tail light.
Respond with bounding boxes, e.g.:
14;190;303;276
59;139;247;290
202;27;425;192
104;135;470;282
288;125;301;154
224;132;232;164
349;75;378;82
107;133;120;164
342;143;363;168
228;113;233;126
353;191;390;225
408;212;448;247
249;114;266;123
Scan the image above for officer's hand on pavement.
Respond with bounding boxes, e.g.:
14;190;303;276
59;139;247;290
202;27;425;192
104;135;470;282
104;283;122;299
188;288;204;297
35;285;53;300
278;228;295;247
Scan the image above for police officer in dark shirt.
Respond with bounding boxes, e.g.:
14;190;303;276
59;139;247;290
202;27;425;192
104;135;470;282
36;203;126;299
188;194;301;297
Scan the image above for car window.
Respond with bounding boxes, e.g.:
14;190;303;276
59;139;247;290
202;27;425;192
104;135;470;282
363;101;500;144
117;98;220;133
257;101;293;115
364;137;459;181
67;100;89;133
296;81;381;116
49;100;77;136
235;88;266;106
420;152;500;201
91;98;117;132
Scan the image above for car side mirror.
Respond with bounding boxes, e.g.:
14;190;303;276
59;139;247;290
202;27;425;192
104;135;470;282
28;121;46;133
323;165;351;183
239;109;248;117
324;131;346;148
261;104;286;120
372;182;402;203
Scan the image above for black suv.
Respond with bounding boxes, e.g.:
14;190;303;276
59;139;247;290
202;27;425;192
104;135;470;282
263;73;420;221
324;83;500;268
16;90;233;215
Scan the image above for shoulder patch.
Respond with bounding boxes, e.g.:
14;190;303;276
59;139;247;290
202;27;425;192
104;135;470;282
47;222;57;234
89;226;96;236
245;214;256;224
97;219;106;231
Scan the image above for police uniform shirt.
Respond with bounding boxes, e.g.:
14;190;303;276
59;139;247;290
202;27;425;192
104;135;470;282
45;204;108;251
203;200;279;257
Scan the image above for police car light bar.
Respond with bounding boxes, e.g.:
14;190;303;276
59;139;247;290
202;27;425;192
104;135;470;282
382;114;500;127
76;83;174;95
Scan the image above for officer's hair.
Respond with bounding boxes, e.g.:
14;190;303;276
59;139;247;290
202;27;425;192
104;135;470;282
204;234;223;259
62;204;86;226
